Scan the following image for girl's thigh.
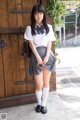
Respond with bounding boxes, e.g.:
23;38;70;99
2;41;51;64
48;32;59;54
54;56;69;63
34;71;43;90
43;67;51;87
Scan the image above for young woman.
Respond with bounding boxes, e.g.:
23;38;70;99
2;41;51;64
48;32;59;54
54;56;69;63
24;4;56;114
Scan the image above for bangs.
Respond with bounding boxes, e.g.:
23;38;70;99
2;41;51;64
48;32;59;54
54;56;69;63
34;4;45;14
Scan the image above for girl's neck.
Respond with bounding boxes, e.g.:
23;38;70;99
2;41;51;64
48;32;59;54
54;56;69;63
36;22;43;26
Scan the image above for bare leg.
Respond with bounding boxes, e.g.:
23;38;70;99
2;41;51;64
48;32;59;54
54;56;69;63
43;67;51;88
34;71;43;91
42;67;51;107
34;71;43;106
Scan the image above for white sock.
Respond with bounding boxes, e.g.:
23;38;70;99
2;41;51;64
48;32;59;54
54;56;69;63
35;90;42;105
42;87;49;107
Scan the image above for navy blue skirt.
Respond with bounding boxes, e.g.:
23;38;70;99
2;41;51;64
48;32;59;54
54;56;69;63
28;46;56;76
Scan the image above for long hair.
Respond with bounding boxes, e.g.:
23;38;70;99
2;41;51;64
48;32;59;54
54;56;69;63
31;4;49;35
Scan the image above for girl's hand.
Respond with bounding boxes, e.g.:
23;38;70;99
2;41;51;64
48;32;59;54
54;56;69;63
36;56;43;65
43;56;49;66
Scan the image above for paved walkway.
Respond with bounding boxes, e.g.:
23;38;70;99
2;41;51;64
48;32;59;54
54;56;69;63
0;46;80;120
0;92;67;120
56;46;80;120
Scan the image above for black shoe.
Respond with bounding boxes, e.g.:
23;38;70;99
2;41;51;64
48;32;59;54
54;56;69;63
41;106;47;114
35;105;41;113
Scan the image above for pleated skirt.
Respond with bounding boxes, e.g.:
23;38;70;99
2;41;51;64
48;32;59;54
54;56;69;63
28;46;56;76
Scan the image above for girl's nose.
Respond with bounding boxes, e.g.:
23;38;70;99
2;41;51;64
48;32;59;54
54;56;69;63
38;14;40;17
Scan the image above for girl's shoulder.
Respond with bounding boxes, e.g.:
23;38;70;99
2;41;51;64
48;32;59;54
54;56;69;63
26;25;31;30
47;24;53;28
47;24;53;32
25;25;32;33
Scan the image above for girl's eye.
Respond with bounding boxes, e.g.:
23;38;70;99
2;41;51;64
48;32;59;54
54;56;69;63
35;13;38;15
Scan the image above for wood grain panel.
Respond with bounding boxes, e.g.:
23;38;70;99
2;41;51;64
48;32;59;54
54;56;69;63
8;0;17;27
2;0;16;97
7;0;20;96
16;0;27;94
0;0;8;27
0;0;14;97
0;49;5;97
0;0;5;97
2;35;15;96
22;0;37;26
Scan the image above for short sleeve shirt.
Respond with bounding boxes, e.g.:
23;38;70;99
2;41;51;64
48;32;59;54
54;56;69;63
24;24;56;47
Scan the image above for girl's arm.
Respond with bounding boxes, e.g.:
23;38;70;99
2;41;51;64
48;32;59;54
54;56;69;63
43;41;52;65
29;40;43;65
46;41;52;58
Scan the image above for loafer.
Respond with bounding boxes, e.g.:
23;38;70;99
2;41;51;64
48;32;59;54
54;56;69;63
41;106;47;114
35;105;41;113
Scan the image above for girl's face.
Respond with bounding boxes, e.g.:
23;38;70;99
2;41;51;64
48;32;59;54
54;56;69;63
34;12;44;25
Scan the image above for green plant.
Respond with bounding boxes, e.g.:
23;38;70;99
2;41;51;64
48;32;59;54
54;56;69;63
45;0;67;63
45;0;67;48
45;0;67;29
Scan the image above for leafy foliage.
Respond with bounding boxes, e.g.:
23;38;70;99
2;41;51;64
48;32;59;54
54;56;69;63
45;0;67;29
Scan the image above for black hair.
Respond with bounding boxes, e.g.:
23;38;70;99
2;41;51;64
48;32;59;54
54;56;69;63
31;4;49;35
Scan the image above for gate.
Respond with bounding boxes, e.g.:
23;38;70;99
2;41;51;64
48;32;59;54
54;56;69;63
0;0;56;108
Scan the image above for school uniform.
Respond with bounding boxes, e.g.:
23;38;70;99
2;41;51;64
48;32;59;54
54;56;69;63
24;24;56;75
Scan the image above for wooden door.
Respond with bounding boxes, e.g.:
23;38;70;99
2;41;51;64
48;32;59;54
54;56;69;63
0;0;56;108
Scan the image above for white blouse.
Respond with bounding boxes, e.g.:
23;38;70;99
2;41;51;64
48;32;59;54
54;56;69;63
24;24;56;47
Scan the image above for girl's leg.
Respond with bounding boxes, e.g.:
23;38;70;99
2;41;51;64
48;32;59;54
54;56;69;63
34;71;43;106
42;67;51;107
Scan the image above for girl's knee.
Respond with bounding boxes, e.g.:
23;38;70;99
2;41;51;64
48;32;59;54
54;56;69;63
36;84;43;91
43;84;49;88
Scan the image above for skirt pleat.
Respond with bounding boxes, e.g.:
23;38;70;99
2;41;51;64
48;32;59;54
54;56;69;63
28;47;56;76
